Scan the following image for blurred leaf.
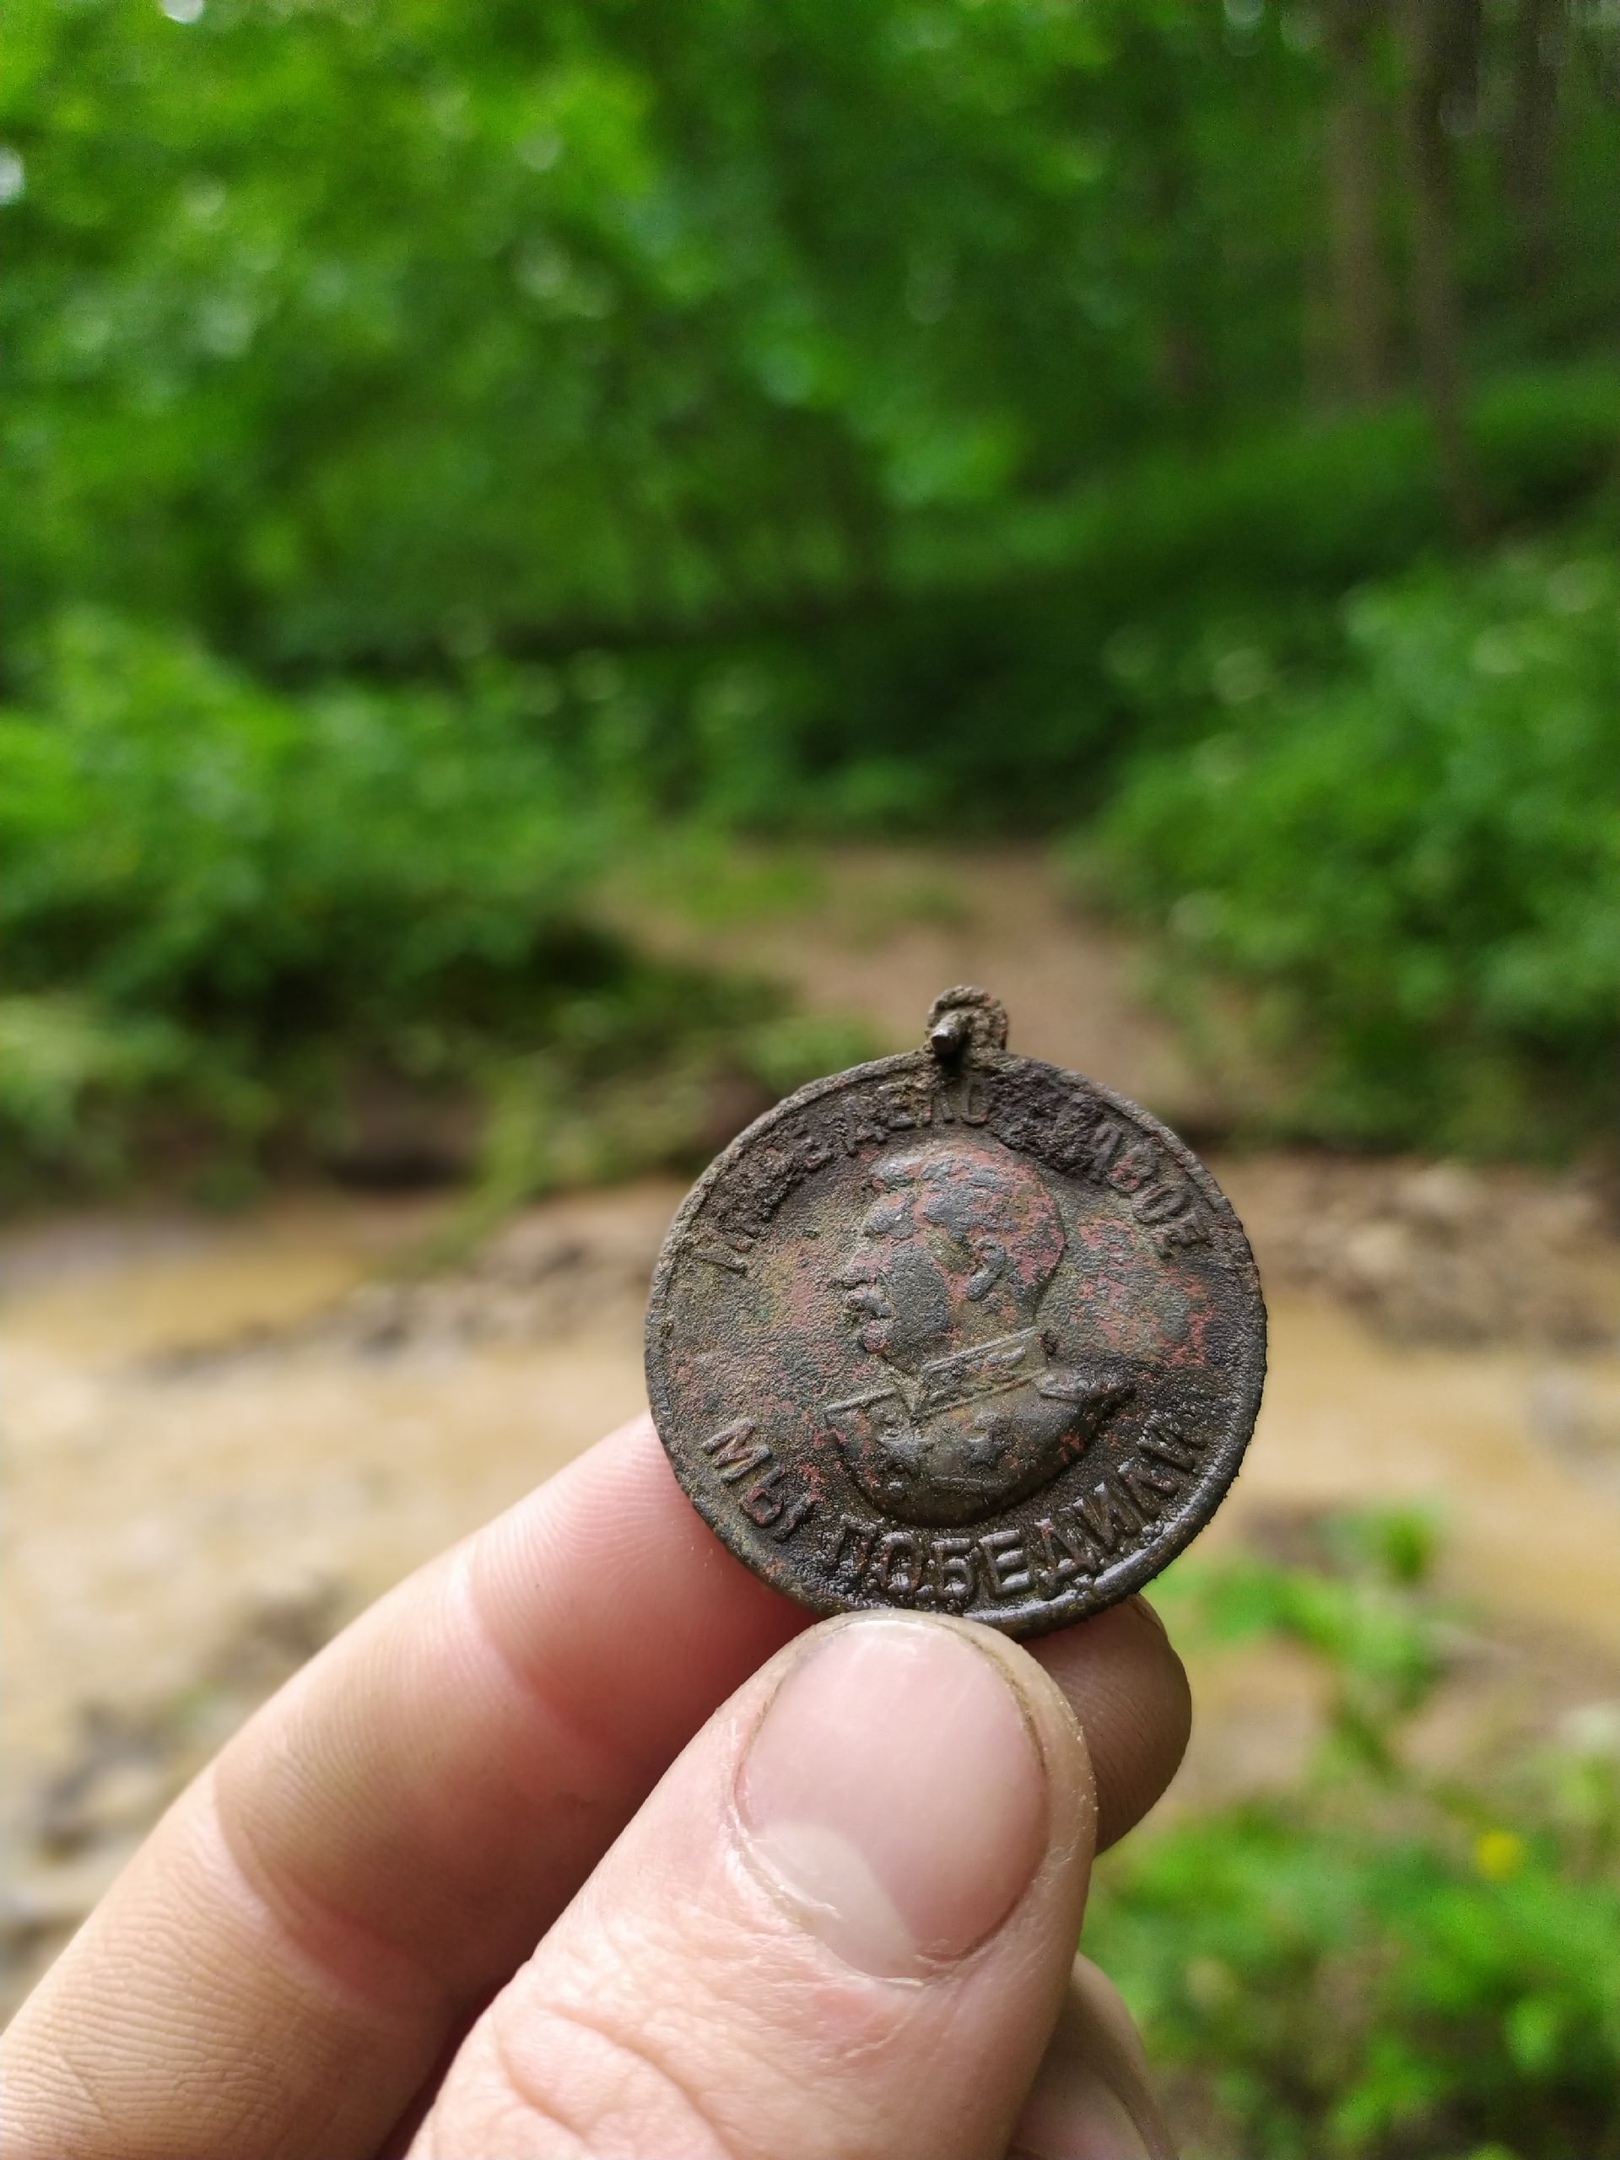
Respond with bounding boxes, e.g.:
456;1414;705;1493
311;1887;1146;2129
1091;1518;1620;2158
1083;540;1620;1154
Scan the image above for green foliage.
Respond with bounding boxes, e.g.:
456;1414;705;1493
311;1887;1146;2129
1097;1795;1620;2158
1;610;601;1016
4;0;1617;681
1090;1520;1620;2159
3;0;1619;1175
1082;537;1620;1153
741;1013;884;1100
0;0;1327;664
0;995;189;1180
628;370;1620;833
0;612;786;1191
1162;1509;1447;1775
458;1008;879;1243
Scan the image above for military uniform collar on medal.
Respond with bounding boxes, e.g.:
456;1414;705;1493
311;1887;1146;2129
646;986;1266;1639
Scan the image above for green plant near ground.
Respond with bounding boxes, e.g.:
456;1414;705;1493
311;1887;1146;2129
1086;1515;1620;2159
0;610;871;1195
1078;534;1620;1155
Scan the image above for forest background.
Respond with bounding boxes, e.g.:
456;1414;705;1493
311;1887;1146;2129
4;0;1619;1189
3;1;1620;2153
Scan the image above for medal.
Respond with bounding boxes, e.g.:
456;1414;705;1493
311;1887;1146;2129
645;987;1266;1638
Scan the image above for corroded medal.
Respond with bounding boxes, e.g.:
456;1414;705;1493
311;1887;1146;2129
645;987;1266;1639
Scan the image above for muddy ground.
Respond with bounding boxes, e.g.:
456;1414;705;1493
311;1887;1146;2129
5;850;1620;2024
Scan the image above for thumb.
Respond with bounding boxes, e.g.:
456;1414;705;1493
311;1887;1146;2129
410;1612;1096;2160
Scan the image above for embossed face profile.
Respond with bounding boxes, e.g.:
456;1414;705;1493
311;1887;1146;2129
832;1138;1066;1374
824;1138;1132;1528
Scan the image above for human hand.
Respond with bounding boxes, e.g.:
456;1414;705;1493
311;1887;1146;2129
1;1412;1189;2159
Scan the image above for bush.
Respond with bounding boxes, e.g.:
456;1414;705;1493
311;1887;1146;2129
1096;1796;1620;2159
1;609;605;1016
0;611;859;1193
1088;1517;1620;2159
1079;536;1620;1154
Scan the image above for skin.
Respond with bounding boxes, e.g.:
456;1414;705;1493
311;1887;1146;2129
0;1412;1190;2160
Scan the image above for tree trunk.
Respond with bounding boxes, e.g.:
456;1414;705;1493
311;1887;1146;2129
1399;0;1488;539
1323;0;1394;405
1505;0;1564;292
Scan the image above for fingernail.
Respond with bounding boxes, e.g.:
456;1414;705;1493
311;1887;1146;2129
736;1614;1050;1978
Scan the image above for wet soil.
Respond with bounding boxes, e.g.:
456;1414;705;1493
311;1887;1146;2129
5;851;1619;2021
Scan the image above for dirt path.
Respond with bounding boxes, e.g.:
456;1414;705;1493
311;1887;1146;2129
5;851;1619;2017
616;842;1210;1123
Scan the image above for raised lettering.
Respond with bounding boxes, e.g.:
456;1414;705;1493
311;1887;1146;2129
1106;1142;1158;1195
702;1418;772;1483
930;1076;991;1127
1118;1461;1181;1518
978;1527;1032;1597
740;1467;786;1525
1084;1119;1127;1175
1134;1178;1192;1222
874;1079;920;1131
836;1105;887;1154
770;1492;817;1543
929;1535;975;1604
1072;1477;1142;1556
779;1121;835;1173
689;1241;749;1275
709;1216;759;1251
827;1513;875;1579
870;1529;922;1595
1034;1512;1102;1592
1153;1208;1211;1254
1139;1416;1207;1472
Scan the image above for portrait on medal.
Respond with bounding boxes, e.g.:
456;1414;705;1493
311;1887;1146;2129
822;1136;1138;1527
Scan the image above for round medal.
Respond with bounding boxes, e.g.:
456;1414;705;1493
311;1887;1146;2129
645;987;1266;1638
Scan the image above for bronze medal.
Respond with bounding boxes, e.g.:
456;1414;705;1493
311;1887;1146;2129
645;987;1266;1638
